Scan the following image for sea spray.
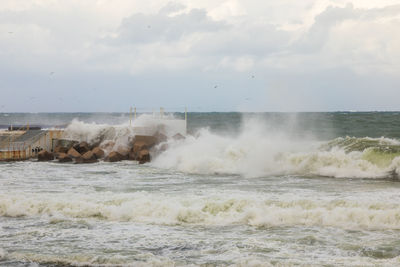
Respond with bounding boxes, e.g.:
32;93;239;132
151;118;315;177
61;116;400;178
62;114;186;155
152;120;400;178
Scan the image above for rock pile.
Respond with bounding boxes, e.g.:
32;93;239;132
39;131;180;164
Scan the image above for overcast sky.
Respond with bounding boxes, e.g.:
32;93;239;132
0;0;399;112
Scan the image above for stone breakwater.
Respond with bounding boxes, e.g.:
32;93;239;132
38;132;185;164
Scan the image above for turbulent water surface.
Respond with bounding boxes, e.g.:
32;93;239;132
1;112;400;266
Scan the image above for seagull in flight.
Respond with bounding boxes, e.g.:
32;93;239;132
8;32;13;34
214;85;218;88
49;72;55;75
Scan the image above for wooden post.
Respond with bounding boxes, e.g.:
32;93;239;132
130;107;133;127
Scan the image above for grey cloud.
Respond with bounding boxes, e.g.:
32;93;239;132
158;2;186;15
296;4;400;52
189;23;290;57
113;4;228;44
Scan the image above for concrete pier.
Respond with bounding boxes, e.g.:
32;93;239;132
0;129;63;161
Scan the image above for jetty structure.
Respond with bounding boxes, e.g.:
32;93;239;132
0;108;187;162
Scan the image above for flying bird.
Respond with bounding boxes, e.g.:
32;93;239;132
8;32;13;34
49;72;55;75
251;75;255;78
214;85;218;88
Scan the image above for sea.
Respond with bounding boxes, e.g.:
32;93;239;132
1;112;400;266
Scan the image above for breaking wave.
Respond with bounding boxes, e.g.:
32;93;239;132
152;119;400;179
1;191;400;230
60;116;400;179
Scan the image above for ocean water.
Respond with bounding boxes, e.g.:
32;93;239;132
1;112;400;266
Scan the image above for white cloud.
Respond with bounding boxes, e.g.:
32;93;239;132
0;0;399;111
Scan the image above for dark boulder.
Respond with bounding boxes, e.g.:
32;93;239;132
58;153;72;163
73;142;90;155
67;147;81;158
116;148;130;160
38;150;54;161
105;151;123;162
137;149;150;164
133;135;157;147
92;147;105;159
100;141;115;152
132;141;148;154
128;149;137;160
54;146;68;154
75;151;98;164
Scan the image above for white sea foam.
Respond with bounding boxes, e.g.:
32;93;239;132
63;114;185;150
152;120;400;178
2;251;174;267
1;192;400;230
61;116;400;178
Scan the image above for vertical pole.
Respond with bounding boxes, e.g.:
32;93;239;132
27;122;30;131
160;107;164;119
185;107;187;122
130;106;133;127
134;107;137;120
8;135;11;159
185;107;187;135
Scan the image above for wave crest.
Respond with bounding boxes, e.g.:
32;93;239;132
2;192;400;230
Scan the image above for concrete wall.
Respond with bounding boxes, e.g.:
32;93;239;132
0;130;64;161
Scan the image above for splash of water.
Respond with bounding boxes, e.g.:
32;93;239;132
152;119;400;178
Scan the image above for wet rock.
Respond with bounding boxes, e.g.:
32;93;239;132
89;141;101;150
73;142;90;155
128;149;137;160
76;151;98;164
58;153;72;163
92;147;105;159
105;151;123;162
153;132;168;143
116;148;130;160
100;141;115;153
38;150;54;161
159;143;169;152
67;147;81;158
132;141;148;154
134;135;157;147
137;149;150;164
54;146;68;154
173;133;185;140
